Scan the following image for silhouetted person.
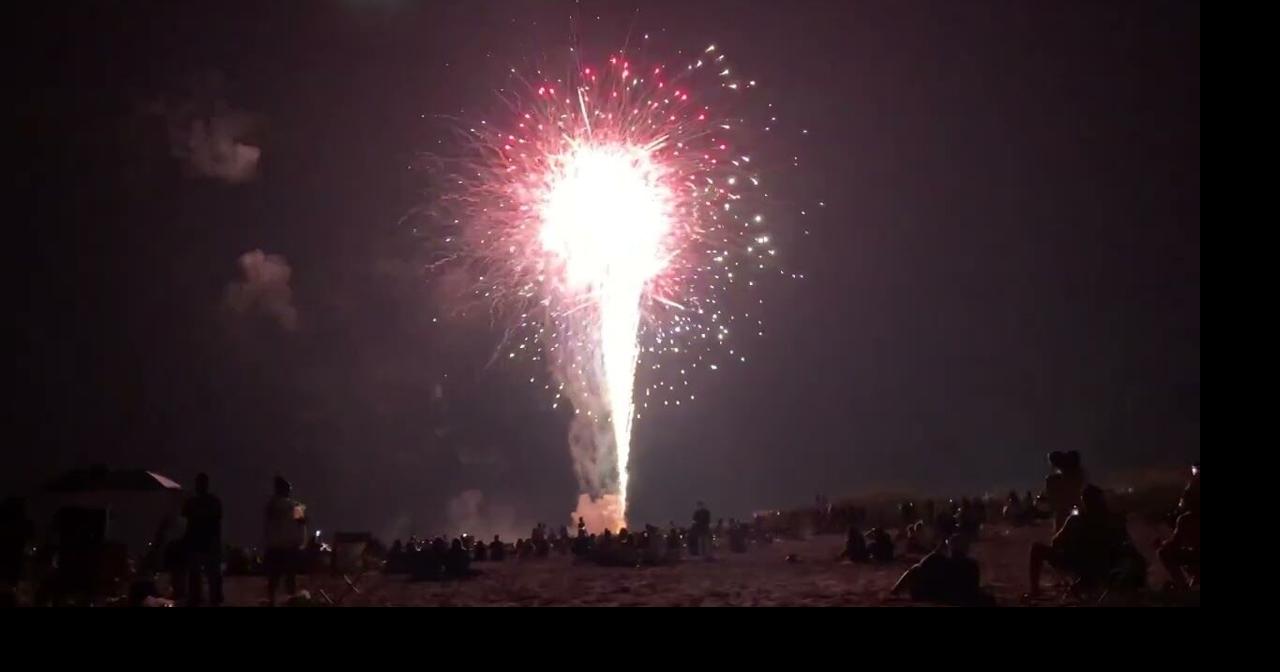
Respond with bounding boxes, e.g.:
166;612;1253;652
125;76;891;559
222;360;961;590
182;473;223;606
160;520;187;602
490;535;506;562
1158;464;1200;590
934;509;956;540
47;506;105;604
445;539;473;578
1028;485;1146;597
558;525;571;555
1003;490;1025;526
473;540;488;562
532;523;550;557
958;499;981;538
264;475;307;606
892;534;994;606
409;538;443;581
900;500;917;526
839;525;869;563
573;529;589;556
867;527;894;563
387;539;404;573
1;498;33;595
728;520;748;554
905;520;930;554
692;501;712;557
1044;451;1086;533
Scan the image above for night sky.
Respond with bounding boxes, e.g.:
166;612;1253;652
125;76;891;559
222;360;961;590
13;1;1199;542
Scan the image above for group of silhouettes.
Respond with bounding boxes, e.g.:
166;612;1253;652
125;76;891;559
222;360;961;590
1;450;1201;607
877;451;1201;605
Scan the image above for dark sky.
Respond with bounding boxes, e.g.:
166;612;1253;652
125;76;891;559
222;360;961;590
12;0;1199;542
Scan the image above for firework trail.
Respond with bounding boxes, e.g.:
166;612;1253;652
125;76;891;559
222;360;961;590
424;40;790;531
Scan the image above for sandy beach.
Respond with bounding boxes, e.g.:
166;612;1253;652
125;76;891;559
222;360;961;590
212;520;1188;607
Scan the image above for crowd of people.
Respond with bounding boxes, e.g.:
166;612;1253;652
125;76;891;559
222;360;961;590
381;501;769;578
894;452;1199;605
1;451;1200;607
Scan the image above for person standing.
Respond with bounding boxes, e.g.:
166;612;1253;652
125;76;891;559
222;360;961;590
182;473;223;606
692;501;712;559
264;475;307;605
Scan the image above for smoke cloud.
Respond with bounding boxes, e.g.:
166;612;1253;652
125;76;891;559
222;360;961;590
224;250;298;331
446;489;522;540
146;78;262;184
570;493;626;534
172;109;261;183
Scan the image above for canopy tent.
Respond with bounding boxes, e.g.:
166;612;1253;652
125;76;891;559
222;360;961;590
31;467;186;557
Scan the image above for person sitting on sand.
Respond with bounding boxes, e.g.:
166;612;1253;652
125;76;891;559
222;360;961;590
838;525;869;563
958;498;981;538
665;526;681;553
1044;451;1087;532
1003;491;1024;526
1;498;34;599
905;520;931;554
891;534;994;606
867;527;894;563
1028;484;1146;597
1158;463;1200;590
934;507;957;541
387;539;404;572
410;538;445;580
728;521;748;554
490;535;506;562
899;500;917;527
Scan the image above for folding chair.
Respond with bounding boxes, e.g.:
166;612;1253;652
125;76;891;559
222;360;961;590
320;532;373;605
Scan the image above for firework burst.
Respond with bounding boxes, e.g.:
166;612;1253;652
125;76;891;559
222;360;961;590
424;42;786;531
